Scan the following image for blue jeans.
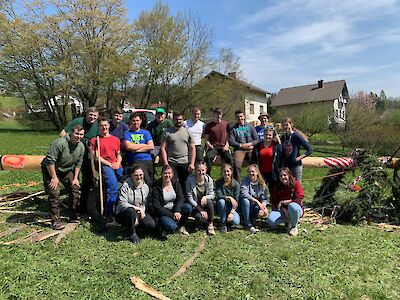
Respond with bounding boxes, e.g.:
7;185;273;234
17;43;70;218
102;165;123;216
267;202;302;228
217;199;240;225
240;198;260;227
290;165;303;183
159;203;192;233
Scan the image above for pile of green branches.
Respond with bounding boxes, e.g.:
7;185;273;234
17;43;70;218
313;152;393;223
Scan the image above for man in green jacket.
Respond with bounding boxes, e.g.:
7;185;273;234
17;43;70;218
42;125;85;230
60;107;99;215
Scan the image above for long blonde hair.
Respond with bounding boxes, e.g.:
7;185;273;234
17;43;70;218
247;164;266;188
221;164;234;187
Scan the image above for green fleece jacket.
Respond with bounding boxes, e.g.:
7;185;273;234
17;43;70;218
214;178;240;201
41;135;85;173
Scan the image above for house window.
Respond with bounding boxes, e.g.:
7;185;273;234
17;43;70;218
250;104;254;114
260;105;264;112
335;110;338;118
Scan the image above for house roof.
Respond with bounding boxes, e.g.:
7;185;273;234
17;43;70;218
271;80;347;107
205;71;270;95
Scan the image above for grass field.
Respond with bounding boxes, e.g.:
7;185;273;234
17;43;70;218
0;128;399;299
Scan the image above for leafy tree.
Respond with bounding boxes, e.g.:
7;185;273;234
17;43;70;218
132;2;212;112
376;89;389;113
0;0;134;128
294;102;331;138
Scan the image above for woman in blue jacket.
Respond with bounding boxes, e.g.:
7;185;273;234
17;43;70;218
281;117;313;182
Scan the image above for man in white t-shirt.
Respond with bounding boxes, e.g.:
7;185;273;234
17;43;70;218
183;107;205;163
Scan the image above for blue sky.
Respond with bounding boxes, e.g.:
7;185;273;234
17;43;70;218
127;0;400;97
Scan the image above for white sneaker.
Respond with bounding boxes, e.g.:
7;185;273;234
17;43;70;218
178;226;189;235
289;226;298;236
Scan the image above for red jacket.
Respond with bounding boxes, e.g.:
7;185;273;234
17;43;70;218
271;179;304;213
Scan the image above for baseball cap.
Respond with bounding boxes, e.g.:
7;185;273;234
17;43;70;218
155;108;166;114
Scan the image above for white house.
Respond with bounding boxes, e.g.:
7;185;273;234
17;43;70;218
271;79;348;128
199;71;271;123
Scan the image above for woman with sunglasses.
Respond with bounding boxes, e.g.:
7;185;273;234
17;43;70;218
115;165;155;243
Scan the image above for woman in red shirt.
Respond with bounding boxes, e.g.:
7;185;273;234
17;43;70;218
267;167;304;236
253;127;282;191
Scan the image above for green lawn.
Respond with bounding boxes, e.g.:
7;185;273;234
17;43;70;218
1;130;400;299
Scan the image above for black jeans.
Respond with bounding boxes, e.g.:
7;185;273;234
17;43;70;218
171;163;190;193
205;148;234;175
194;199;215;224
195;145;204;163
115;207;156;235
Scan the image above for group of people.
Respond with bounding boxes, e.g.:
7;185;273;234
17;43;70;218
41;105;313;243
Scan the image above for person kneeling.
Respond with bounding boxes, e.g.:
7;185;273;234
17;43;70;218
152;165;190;236
215;164;241;233
115;166;155;243
240;164;269;234
267;167;304;236
184;163;216;235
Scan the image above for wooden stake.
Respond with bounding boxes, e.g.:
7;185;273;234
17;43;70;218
130;276;171;300
0;191;44;206
97;136;104;216
168;235;207;282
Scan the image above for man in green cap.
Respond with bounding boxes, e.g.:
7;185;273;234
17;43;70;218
147;107;173;162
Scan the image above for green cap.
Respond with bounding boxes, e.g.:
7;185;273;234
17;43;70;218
155;108;165;114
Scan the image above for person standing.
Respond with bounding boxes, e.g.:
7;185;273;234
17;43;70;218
255;111;276;142
123;113;154;186
228;110;259;181
183;107;205;163
281;117;313;182
204;108;233;175
90;117;123;218
253;127;283;191
41;125;85;230
60;107;99;216
147;107;173;159
109;109;129;141
160;111;196;191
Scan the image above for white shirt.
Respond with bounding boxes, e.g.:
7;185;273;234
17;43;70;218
183;119;205;146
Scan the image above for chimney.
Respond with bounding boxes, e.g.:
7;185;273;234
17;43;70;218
228;72;237;79
318;79;324;88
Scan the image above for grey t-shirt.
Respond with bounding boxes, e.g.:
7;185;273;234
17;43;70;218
161;126;194;165
163;188;177;211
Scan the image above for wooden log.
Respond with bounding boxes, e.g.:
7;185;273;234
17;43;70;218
0;155;45;171
1;154;399;171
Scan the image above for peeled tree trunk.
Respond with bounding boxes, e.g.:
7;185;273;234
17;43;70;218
1;154;399;171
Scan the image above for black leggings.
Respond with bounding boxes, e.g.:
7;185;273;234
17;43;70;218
194;199;214;224
115;207;155;235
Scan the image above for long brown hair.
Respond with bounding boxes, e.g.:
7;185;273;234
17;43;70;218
277;167;295;189
221;164;234;187
247;164;266;188
281;117;308;141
